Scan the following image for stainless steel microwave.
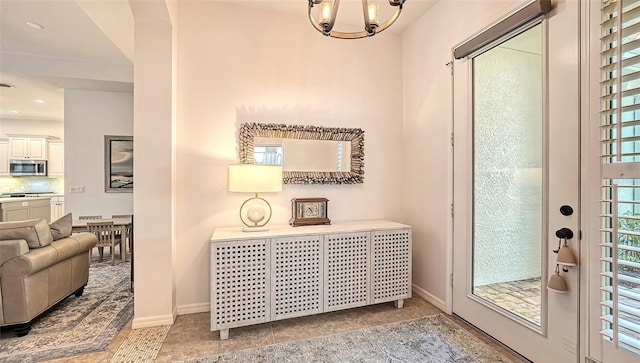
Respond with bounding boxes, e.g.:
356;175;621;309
9;159;47;176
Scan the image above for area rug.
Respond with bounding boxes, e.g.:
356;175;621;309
0;255;133;363
180;314;511;363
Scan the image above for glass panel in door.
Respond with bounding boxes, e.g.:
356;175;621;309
471;24;543;326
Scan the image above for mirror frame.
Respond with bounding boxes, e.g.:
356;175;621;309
239;122;365;184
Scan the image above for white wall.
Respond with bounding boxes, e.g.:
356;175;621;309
174;2;404;311
130;0;176;328
402;0;514;308
64;89;133;217
0;118;64;139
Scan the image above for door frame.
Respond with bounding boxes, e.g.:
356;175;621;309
445;0;558;317
448;1;582;361
581;1;597;362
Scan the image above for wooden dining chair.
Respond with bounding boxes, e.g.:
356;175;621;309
112;215;134;290
79;215;102;220
111;214;132;247
86;221;123;265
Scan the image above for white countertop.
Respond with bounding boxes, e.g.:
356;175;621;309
211;219;411;242
0;196;53;203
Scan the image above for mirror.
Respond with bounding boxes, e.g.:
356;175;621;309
253;137;352;172
239;123;364;184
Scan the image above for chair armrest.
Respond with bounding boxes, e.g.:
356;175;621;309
0;239;29;266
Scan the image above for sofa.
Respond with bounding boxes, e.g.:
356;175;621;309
0;217;97;336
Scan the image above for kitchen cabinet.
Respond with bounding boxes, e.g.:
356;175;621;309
9;137;47;160
0;140;9;176
1;198;51;222
48;142;64;177
50;196;65;221
210;220;412;340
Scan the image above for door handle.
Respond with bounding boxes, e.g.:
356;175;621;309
555;228;573;240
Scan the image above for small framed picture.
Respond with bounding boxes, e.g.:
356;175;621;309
104;135;133;192
290;198;331;227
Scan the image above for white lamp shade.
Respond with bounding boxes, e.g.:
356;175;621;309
228;164;283;193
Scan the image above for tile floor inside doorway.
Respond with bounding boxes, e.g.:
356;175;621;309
474;277;542;326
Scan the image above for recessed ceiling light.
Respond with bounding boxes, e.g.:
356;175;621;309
33;99;46;104
9;110;21;115
26;21;44;30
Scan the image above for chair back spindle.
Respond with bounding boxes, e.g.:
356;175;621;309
79;215;102;220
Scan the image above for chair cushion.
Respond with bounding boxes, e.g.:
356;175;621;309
49;213;72;241
0;219;53;249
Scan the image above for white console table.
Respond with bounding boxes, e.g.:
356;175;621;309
210;220;412;340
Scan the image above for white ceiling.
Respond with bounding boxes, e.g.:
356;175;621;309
0;0;435;122
0;0;134;122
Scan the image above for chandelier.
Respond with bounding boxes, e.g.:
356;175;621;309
308;0;406;39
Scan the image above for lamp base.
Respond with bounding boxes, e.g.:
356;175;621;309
242;226;269;232
239;195;273;232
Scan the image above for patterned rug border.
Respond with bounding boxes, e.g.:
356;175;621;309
0;257;133;363
179;313;511;363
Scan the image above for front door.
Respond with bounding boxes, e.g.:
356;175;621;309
452;1;580;361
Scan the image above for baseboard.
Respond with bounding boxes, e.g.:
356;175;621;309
177;302;210;315
131;309;177;329
412;284;447;312
169;289;444;320
171;288;444;318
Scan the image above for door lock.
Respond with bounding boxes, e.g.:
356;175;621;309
560;205;574;216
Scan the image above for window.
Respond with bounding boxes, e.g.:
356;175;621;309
253;145;283;166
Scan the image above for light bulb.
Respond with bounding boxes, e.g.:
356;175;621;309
368;4;379;26
320;1;332;25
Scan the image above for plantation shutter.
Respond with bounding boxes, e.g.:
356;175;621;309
600;0;640;355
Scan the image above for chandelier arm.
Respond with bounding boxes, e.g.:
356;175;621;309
371;6;402;34
326;7;402;39
327;0;341;33
308;9;326;33
327;30;371;39
308;0;342;35
362;0;373;35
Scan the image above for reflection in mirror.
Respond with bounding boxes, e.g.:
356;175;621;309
254;137;352;172
239;123;364;184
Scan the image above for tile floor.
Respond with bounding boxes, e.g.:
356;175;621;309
43;296;528;363
474;278;542;326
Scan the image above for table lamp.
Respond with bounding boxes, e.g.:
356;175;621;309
228;164;283;232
